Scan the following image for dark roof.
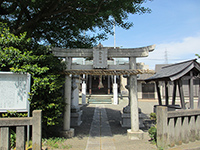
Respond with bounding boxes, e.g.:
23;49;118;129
137;64;168;81
145;59;200;82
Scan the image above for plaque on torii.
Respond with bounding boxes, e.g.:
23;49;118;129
93;44;108;69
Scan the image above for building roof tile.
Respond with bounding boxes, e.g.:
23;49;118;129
145;59;200;82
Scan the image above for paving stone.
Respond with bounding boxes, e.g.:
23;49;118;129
85;105;116;150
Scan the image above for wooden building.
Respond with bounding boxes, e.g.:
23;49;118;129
145;59;200;109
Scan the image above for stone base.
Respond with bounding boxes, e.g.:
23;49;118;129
127;129;144;140
71;110;83;126
71;106;83;126
120;110;145;128
120;112;131;127
59;128;74;138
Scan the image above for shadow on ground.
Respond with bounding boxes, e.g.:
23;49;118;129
72;104;151;139
72;104;95;139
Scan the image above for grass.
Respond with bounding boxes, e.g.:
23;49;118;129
11;136;72;150
42;137;72;149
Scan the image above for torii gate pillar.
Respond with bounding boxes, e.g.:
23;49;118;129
60;57;74;137
127;57;143;140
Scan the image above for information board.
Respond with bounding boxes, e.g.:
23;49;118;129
0;72;31;112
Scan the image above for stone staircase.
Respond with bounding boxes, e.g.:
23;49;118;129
88;95;113;104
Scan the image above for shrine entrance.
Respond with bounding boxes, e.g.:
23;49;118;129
52;44;155;139
89;75;110;94
87;75;120;94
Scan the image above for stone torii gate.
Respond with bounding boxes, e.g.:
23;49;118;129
52;44;155;139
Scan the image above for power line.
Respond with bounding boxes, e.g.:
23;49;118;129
139;58;188;61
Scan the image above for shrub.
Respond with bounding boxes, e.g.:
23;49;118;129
10;129;16;149
148;125;157;144
148;112;157;144
150;112;156;121
0;22;65;136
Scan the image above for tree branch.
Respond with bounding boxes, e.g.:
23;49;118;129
19;1;31;20
13;1;60;34
0;1;18;15
83;0;105;15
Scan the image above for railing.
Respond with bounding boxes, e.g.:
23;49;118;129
0;110;42;150
156;106;200;149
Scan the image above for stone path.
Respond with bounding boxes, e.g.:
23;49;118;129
86;105;116;150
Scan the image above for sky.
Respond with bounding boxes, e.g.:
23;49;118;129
101;0;200;69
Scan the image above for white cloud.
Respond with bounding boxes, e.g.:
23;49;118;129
138;34;200;69
157;35;200;58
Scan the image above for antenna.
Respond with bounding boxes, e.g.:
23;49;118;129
113;18;116;82
113;17;118;105
165;49;168;64
113;18;116;49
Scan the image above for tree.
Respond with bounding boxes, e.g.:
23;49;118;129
0;0;151;47
0;22;65;136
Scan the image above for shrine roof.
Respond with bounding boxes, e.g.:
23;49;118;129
145;59;200;82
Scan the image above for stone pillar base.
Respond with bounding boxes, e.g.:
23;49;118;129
59;128;74;138
71;109;83;127
127;129;144;140
120;106;145;128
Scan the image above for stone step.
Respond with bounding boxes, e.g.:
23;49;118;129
87;94;113;104
89;95;112;98
88;98;112;104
